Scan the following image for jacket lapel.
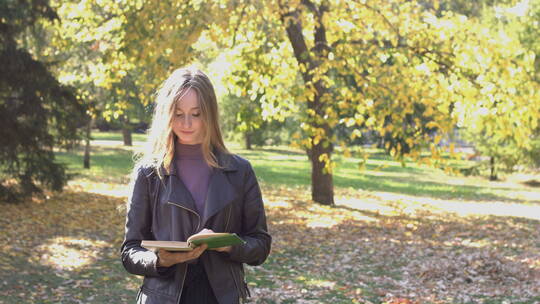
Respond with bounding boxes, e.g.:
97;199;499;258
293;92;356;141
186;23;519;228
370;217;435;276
164;167;198;213
201;168;237;227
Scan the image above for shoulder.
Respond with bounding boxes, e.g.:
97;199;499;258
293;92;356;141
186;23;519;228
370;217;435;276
216;150;253;173
221;153;260;187
228;153;252;170
131;163;158;181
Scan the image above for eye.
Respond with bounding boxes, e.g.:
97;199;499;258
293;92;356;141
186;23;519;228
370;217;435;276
175;113;184;117
192;113;201;117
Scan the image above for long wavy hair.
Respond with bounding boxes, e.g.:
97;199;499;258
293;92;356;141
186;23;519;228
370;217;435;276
135;67;229;178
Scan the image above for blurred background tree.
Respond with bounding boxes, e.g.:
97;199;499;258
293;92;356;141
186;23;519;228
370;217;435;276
3;0;539;205
0;0;87;200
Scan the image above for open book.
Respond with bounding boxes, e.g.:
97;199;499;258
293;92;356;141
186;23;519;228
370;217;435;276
141;233;246;251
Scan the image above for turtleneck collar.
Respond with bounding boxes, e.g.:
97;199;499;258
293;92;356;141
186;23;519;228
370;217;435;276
175;141;203;159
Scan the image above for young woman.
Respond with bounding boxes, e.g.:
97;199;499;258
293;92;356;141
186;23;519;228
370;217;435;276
121;67;271;304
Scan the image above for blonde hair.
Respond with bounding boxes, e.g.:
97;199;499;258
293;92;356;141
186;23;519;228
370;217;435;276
135;67;229;177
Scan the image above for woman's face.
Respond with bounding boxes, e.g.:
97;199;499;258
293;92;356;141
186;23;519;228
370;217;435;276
172;89;204;145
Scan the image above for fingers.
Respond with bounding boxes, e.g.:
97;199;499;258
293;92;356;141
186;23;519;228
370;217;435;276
178;244;207;263
157;249;174;267
211;245;232;253
192;243;208;256
157;244;209;266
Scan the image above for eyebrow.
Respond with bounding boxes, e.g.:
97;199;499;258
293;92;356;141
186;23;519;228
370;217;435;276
175;107;200;111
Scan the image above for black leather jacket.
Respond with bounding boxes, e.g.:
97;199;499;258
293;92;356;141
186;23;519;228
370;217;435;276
121;151;271;304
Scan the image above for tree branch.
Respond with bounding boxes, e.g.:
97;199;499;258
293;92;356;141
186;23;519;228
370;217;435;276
230;1;249;48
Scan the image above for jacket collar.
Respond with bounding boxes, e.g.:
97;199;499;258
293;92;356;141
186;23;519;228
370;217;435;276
163;147;239;228
161;147;238;177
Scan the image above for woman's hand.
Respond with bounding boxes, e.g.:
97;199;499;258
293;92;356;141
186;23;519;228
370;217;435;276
212;245;232;253
196;228;232;253
156;243;208;267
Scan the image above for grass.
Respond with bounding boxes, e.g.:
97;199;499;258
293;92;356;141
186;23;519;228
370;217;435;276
55;133;537;205
56;146;135;184
235;146;539;204
1;132;539;303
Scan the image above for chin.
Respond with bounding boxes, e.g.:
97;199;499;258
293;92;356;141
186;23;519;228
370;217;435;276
180;138;202;145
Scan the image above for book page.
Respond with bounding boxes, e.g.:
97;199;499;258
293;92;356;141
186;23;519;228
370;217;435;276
141;240;192;251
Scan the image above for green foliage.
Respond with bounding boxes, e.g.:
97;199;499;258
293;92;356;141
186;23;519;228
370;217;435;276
0;0;86;200
457;0;540;176
220;94;297;148
13;0;539;202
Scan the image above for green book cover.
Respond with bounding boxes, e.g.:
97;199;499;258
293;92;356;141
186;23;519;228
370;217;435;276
141;233;246;251
188;233;246;249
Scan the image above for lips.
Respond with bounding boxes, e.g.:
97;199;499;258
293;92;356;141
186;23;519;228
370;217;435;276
181;131;194;134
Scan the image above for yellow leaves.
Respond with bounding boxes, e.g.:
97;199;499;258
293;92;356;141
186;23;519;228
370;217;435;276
365;117;377;128
418;157;432;166
342;147;352;158
301;138;312;149
351;129;362;140
423;106;434;117
328;52;335;60
426;121;439;129
448;143;456;155
415;63;431;75
355;114;365;126
406;138;414;148
338;100;350;110
318;153;329;163
318;153;336;174
429;143;441;160
37;237;108;271
344;117;356;127
335;19;356;33
299;63;307;73
389;146;397;157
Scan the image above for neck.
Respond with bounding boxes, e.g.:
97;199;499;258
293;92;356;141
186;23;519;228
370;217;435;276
175;142;203;158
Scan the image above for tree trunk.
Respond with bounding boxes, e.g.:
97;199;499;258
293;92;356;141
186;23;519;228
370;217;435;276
122;127;132;146
120;115;133;146
280;1;334;205
245;132;252;150
83;119;92;169
489;156;498;181
308;141;335;205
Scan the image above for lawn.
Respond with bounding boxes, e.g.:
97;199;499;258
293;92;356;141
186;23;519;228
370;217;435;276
0;133;539;303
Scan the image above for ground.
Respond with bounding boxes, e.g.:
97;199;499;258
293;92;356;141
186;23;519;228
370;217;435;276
0;138;539;304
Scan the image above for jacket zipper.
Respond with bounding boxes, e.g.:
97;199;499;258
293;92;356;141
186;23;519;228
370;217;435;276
166;202;198;304
229;265;246;300
166;202;201;232
176;265;188;304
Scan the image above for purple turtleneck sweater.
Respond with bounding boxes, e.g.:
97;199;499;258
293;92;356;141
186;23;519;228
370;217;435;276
174;142;212;215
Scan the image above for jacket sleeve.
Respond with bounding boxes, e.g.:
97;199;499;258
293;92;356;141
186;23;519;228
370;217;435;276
120;167;174;277
228;162;272;266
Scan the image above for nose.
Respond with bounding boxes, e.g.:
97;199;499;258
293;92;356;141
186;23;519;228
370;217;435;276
181;115;192;127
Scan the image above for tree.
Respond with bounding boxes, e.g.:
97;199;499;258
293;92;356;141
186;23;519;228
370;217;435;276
32;0;540;205
458;0;540;179
212;0;463;204
219;0;539;203
141;0;534;204
47;0;140;147
0;0;86;201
